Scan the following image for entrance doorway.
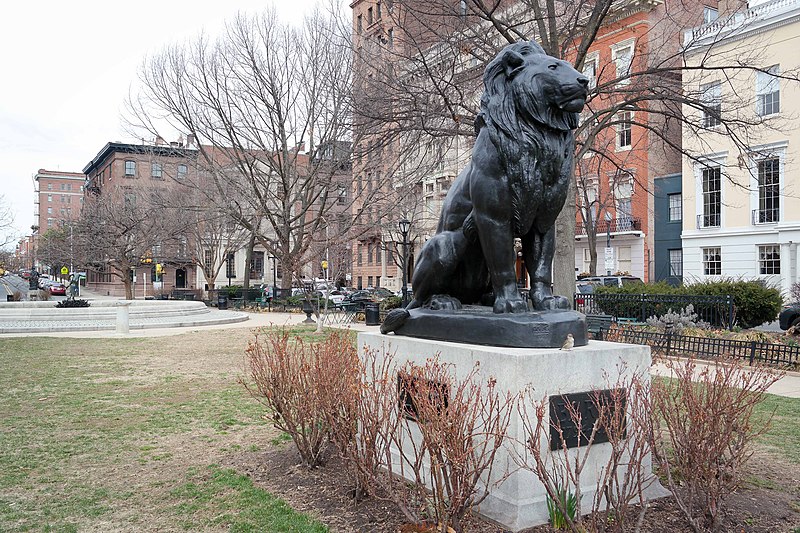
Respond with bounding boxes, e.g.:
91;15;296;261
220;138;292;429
176;268;187;289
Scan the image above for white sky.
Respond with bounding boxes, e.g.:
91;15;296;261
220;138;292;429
0;0;327;246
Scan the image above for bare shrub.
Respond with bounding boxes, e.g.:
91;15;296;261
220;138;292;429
791;281;800;302
38;289;52;301
243;328;358;467
348;353;514;532
516;369;656;533
651;356;782;532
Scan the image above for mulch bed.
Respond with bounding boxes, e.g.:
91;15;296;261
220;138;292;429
226;444;800;532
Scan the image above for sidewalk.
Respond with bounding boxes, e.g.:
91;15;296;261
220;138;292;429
5;299;799;399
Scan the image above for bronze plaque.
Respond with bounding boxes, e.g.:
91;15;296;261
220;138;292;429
549;388;625;450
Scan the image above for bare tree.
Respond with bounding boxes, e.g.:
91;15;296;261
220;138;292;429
76;188;180;300
127;5;392;291
0;195;16;249
355;0;800;289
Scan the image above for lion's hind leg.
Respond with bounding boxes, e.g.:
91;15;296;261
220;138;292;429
410;228;470;308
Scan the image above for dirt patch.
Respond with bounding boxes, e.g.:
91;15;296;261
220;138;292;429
228;444;800;532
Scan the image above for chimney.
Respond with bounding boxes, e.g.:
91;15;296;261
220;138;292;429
187;134;197;147
155;135;166;146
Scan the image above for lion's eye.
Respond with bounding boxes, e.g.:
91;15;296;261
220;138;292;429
548;64;558;70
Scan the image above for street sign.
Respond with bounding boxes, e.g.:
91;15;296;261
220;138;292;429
604;247;615;272
60;266;69;275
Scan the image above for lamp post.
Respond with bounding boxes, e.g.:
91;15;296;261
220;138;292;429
398;218;411;307
270;255;278;300
605;212;613;276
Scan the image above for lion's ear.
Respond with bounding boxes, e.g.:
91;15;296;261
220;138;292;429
500;49;525;78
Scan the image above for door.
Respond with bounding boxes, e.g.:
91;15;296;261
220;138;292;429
176;268;187;289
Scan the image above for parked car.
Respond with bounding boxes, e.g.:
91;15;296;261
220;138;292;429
343;290;375;309
48;283;67;296
779;303;800;331
579;275;643;288
370;287;395;301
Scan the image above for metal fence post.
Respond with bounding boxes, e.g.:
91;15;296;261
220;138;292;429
640;293;646;323
749;340;757;366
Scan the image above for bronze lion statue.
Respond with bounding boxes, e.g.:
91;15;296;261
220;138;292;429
383;42;588;333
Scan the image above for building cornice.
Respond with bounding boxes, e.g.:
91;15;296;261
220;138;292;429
83;142;198;175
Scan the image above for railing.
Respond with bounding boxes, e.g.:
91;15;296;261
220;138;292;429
604;327;800;367
574;293;734;329
752;208;779;225
575;217;641;236
683;0;800;45
696;213;720;229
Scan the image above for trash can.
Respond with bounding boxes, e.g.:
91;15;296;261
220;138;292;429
365;302;381;326
217;293;228;310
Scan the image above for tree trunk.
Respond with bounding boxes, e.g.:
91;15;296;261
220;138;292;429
243;232;256;304
553;177;576;302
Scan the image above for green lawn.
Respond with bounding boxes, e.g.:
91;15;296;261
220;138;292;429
0;329;797;531
0;329;328;532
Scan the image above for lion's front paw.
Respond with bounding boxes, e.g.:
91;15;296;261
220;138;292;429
493;297;528;314
532;294;570;311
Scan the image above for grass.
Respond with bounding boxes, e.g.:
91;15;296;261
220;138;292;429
0;329;329;532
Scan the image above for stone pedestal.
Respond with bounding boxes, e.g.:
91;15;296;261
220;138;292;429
357;332;666;532
116;301;133;334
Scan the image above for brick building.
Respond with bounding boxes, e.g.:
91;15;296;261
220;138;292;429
82;140;200;297
34;169;85;234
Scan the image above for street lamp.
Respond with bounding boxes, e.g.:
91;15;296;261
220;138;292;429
270;255;278;299
398;218;411;307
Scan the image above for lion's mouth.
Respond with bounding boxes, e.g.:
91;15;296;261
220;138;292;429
557;87;588;112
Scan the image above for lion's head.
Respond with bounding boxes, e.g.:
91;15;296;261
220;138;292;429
480;41;588;135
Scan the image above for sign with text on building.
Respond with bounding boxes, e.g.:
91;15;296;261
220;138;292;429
604;247;614;271
60;266;69;275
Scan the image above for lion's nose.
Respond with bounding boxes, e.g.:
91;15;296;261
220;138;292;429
577;76;589;87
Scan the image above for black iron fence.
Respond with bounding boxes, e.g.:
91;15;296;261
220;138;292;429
603;327;800;367
575;293;734;330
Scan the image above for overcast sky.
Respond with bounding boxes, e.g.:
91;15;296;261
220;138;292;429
0;0;326;246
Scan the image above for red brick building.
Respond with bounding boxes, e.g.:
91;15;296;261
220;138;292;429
34;169;85;234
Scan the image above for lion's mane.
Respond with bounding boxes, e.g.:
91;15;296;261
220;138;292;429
475;41;580;235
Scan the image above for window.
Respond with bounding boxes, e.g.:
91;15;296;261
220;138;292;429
338;185;347;204
617;246;631;274
701;166;721;228
376;1;381;19
226;253;236;279
668;193;682;221
357;14;362;33
367;7;373;24
756;65;780;116
60;183;66;190
758;245;780;275
250;251;264;279
376;275;381;287
47;194;52;202
669;249;683;277
204;249;213;272
61;195;66;203
703;247;721;275
124;191;136;209
125;160;136;177
47;207;52;214
357;276;363;289
703;6;718;24
367;276;373;287
701;82;721;128
151;162;163;178
376;242;382;265
47;183;52;190
617;111;632;149
388;28;394;47
367;242;373;264
757;157;779;223
357;244;363;266
67;184;72;191
582;55;597;89
459;0;467;16
177;164;187;180
611;41;633;85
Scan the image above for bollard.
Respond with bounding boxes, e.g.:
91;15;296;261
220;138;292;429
116;301;133;334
